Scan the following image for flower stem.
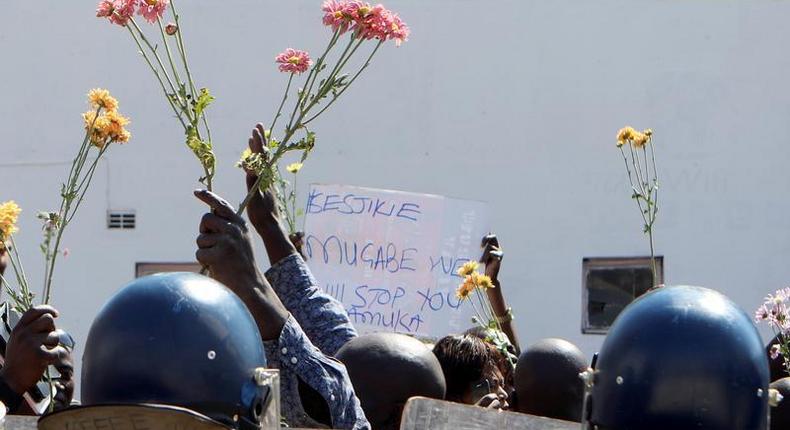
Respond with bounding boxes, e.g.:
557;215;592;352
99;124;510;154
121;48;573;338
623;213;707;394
169;0;211;146
301;28;342;111
157;17;184;99
129;18;179;102
170;0;197;99
126;25;188;127
619;147;650;228
303;41;382;126
8;237;32;307
270;73;294;135
239;37;378;215
290;172;298;234
45;142;110;304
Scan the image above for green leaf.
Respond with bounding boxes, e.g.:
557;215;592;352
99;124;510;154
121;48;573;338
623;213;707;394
193;88;215;118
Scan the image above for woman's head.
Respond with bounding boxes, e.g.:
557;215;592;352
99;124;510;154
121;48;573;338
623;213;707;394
433;334;508;408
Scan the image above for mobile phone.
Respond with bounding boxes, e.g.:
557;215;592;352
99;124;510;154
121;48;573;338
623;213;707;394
470;379;491;401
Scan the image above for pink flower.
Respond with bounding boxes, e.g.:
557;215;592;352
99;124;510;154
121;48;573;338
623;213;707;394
107;0;137;26
771;344;782;360
756;304;771;323
96;0;115;18
138;0;169;24
342;1;373;24
338;2;409;45
62;248;70;258
386;12;409;46
322;0;352;34
356;4;390;41
275;49;313;74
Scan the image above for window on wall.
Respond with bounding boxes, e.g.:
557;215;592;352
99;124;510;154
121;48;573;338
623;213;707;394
135;262;202;278
582;256;664;334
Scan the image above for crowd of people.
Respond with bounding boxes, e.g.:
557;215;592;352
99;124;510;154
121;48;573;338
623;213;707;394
0;125;786;429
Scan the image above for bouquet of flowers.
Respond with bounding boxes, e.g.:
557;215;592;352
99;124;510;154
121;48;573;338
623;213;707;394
455;261;517;367
237;0;409;218
756;287;790;376
1;89;130;311
97;0;215;190
0;89;130;408
616;126;660;283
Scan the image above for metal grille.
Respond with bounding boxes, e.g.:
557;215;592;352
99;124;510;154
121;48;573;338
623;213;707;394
107;210;136;229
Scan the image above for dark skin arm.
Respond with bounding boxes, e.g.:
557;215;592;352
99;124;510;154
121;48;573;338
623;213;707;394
194;190;288;341
244;123;300;266
481;234;520;354
194;189;333;426
1;306;67;397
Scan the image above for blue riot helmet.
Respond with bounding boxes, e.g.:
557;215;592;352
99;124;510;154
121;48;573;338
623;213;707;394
584;285;769;430
39;273;270;430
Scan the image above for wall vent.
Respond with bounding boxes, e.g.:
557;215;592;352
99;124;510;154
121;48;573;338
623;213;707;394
107;210;136;229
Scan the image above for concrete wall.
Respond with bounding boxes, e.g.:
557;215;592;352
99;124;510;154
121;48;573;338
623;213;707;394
2;0;789;396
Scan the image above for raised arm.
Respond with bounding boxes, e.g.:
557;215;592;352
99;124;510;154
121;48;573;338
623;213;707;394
242;124;357;355
481;234;520;354
194;190;368;429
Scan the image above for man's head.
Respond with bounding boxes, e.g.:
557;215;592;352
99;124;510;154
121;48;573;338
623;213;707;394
336;333;446;430
514;338;587;421
433;334;507;408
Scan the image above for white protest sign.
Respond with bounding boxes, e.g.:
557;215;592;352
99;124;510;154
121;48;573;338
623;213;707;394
303;184;491;339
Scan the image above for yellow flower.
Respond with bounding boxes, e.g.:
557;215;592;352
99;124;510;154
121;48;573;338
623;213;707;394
616;126;636;147
0;201;21;242
88;88;119;111
237;148;266;173
455;277;475;301
631;131;649;148
616;126;652;148
116;129;131;143
104;110;131;142
476;274;495;290
83;109;131;147
286;163;303;174
457;260;479;277
84;111;110;147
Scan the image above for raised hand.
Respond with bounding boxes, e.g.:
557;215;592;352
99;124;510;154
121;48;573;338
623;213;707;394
241;123;298;265
1;306;67;396
480;234;503;280
194;189;260;294
245;123;281;233
194;189;288;341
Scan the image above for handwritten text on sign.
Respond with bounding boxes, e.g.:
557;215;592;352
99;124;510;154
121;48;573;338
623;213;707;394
303;184;491;339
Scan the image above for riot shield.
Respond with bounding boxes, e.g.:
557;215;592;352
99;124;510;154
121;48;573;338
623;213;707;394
400;397;577;430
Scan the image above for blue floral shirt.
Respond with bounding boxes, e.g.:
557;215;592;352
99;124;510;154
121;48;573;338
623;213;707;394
264;254;367;429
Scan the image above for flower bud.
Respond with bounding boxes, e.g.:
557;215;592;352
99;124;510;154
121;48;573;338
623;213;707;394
165;23;178;36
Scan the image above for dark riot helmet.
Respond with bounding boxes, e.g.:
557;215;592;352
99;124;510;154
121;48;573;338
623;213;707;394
583;285;769;430
40;273;270;430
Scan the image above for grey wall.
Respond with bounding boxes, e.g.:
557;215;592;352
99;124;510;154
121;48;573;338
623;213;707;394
2;0;789;397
